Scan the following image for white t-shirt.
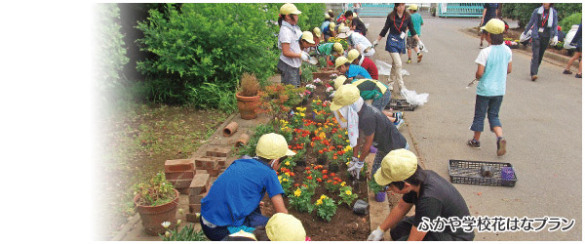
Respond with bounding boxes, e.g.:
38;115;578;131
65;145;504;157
349;32;372;53
474;45;513;66
278;21;302;68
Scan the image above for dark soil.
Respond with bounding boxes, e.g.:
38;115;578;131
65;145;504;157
260;73;372;241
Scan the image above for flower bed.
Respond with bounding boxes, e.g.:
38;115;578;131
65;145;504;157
249;74;371;241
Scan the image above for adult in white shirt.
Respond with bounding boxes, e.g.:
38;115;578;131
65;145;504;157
337;26;375;57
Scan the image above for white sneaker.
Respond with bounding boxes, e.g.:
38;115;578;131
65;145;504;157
394;118;404;129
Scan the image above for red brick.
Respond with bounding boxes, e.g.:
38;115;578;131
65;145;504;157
195;170;208;175
186;213;199;223
206;147;231;157
213;157;227;167
207;164;222;177
194;156;217;169
169;178;192;189
189;203;202;213
165;171;194;181
178;188;189;195
189;191;208;204
189;173;210;196
164;159;194;173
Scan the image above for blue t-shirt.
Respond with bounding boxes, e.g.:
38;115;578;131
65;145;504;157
345;64;372;79
474;44;512;96
320;20;331;33
201;158;284;227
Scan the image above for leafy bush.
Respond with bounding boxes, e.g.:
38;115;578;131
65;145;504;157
502;3;582;28
314;194;337;222
559;12;582;34
161;224;208;241
238;123;277;157
135;3;280;110
133;171;176;206
96;3;129;92
295;3;327;31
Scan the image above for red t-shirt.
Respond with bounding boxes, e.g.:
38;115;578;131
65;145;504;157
361;57;379;80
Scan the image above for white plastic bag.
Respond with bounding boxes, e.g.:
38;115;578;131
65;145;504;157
418;40;429;53
375;60;392;76
400;88;429;106
564;24;580;49
401;69;410;76
519;30;532;42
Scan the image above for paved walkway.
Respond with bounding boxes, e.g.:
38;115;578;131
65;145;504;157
363;12;581;241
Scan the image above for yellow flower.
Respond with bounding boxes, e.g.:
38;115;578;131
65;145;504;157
341;181;346;186
278;176;282;182
316;199;323;205
346;161;350;166
285;172;290;176
345;145;352;151
285;161;290;166
346;139;349;143
283;178;288;182
294;188;301;197
300;113;305;117
345;131;348;135
345;190;352;195
320;194;328;200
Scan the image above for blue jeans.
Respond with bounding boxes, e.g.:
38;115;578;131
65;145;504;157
371;89;392;111
470;95;503;132
200;207;269;241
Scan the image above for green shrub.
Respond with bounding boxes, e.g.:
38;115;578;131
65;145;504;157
135;3;280;110
238;124;277;157
502;3;581;28
560;12;582;34
96;3;129;92
295;3;326;31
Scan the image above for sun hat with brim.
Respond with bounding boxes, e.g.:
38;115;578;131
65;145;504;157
374;149;418;186
333;42;344;54
334;56;349;69
313;27;322;38
336;26;352;39
408;4;418;11
347;49;360;63
280;3;302;15
301;31;315;44
330;84;360;111
266;213;306;241
333;75;348;90
256;133;295;160
480;19;505;34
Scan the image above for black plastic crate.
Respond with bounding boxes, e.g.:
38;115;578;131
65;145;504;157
385;98;417;111
448;160;517;187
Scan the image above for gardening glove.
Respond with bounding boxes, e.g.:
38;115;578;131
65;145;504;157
301;51;310;62
367;226;384;241
348;156;359;168
347;160;364;175
372;40;379;47
551;36;559;46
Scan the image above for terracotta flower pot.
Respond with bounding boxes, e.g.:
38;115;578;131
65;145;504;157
134;189;180;235
236;92;261;120
223;121;239;137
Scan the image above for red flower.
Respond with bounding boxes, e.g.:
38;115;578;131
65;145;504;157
294;183;300;187
322;170;328;175
290;172;295;177
327;180;332;183
316;178;322;183
305;167;310;170
330;173;336;177
307;176;313;180
323;175;329;179
333;181;338;185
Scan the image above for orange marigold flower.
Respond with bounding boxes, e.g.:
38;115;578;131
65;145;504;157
316;178;322;183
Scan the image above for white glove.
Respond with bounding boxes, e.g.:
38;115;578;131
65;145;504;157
372;40;379;47
301;51;310;61
348;156;359;168
367;226;384;241
551;36;559;46
347;160;364;173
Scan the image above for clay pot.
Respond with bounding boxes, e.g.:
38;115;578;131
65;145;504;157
223;121;239;137
236;92;261;120
375;191;386;202
134;189;180;235
235;133;250;147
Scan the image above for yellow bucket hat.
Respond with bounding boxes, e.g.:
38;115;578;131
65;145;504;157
266;213;306;241
481;19;505;34
280;3;302;15
301;31;315;44
333;42;344;54
408;4;418;11
330;84;360;111
313;27;322;38
256;133;296;160
329;22;336;30
333;75;347;90
374;149;418;186
335;56;349;69
347;49;360;63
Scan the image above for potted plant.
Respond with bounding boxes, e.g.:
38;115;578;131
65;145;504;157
134;171;180;235
236;73;261;119
368;179;386;202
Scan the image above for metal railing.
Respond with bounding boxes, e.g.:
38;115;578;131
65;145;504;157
437;3;483;18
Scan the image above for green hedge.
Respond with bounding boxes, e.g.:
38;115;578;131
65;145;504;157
502;3;582;29
559;13;582;34
133;3;324;111
97;4;129;92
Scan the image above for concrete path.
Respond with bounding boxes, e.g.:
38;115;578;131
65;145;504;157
363;13;582;241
